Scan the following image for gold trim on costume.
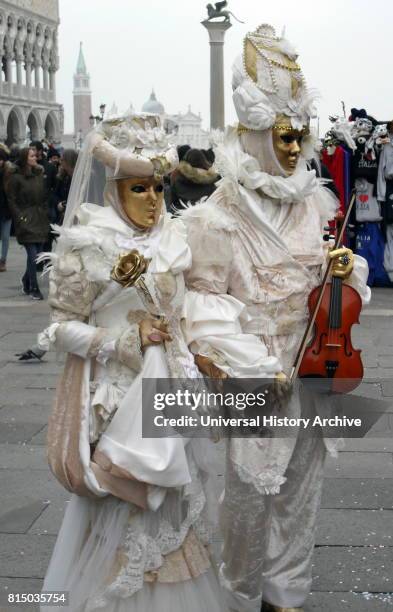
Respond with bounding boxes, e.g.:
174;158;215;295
237;124;251;134
273;125;310;135
237;123;310;135
242;25;304;96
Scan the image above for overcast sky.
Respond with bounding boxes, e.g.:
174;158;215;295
57;0;393;136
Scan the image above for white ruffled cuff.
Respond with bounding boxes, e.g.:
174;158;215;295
96;339;117;366
38;321;117;361
37;323;61;351
183;291;281;378
183;291;247;344
345;254;371;306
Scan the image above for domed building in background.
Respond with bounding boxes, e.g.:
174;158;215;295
141;90;209;149
168;105;210;149
141;90;165;115
66;78;210;149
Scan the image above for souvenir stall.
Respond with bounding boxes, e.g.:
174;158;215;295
321;108;393;287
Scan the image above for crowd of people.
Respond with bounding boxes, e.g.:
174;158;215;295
0;141;78;299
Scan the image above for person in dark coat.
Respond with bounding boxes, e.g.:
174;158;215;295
47;147;61;171
30;141;58;249
0;146;12;272
201;148;216;165
177;144;191;162
16;148;79;361
163;144;191;207
9;144;20;163
6;147;49;300
167;148;220;214
54;149;78;224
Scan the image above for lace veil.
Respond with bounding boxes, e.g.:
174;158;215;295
62;112;178;228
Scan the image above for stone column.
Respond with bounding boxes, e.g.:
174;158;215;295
42;60;49;91
0;42;3;95
49;68;56;93
5;52;12;83
49;47;58;95
16;54;23;86
25;60;32;92
202;20;232;130
34;58;41;95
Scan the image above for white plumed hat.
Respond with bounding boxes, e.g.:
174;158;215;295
232;23;318;132
91;112;178;180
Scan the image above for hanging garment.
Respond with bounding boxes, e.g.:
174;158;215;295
381;179;393;225
322;146;346;214
377;138;393;202
343;148;352;209
384;225;393;282
355;178;382;222
355;222;390;286
351;145;379;184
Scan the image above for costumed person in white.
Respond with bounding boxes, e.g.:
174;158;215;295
37;113;227;612
173;23;371;612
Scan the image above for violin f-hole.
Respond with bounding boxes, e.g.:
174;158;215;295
340;333;353;357
312;332;327;355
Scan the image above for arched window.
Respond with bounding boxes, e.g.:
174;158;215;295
6;107;24;146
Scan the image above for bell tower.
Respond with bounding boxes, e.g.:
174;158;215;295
73;42;92;138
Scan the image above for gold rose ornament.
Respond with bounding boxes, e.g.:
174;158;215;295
111;250;150;288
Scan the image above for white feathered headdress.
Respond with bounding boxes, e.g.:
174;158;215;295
91;112;178;180
232;23;318;132
61;112;178;227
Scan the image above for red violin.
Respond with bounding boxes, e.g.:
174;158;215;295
292;194;364;394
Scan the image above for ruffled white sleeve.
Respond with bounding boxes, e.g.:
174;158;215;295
37;250;144;373
345;254;372;306
183;292;281;377
37;250;101;354
39;319;100;356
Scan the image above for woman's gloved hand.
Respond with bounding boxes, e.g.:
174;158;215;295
139;317;172;349
194;354;228;379
329;247;354;279
93;319;172;373
110;319;171;373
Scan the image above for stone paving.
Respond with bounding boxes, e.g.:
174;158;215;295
0;239;393;611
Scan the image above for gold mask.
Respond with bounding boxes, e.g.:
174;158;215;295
272;116;307;175
117;176;164;229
